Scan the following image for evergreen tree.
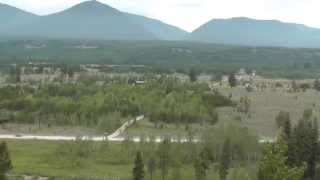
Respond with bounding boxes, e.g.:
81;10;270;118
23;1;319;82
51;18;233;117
189;68;198;82
133;151;145;180
158;138;171;180
258;132;304;180
0;142;12;180
303;109;313;120
275;111;291;141
290;115;319;179
219;138;231;180
194;150;209;180
314;79;320;91
147;157;156;180
228;74;237;88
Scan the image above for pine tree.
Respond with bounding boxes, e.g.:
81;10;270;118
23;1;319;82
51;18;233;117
258;132;304;180
189;68;198;82
194;150;209;180
219;138;231;180
283;117;291;141
0;142;12;180
147;157;156;180
228;74;237;88
314;79;320;91
158;138;171;180
289;115;319;179
133;151;145;180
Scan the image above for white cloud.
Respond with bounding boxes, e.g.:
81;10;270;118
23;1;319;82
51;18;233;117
0;0;319;32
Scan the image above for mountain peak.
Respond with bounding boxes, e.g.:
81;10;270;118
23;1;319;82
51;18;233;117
68;0;119;14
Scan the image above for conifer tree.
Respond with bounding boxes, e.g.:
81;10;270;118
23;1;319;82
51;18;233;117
0;142;12;180
147;157;156;180
290;114;319;179
158;138;171;180
258;131;304;180
194;149;210;180
228;74;237;88
133;151;145;180
219;138;231;180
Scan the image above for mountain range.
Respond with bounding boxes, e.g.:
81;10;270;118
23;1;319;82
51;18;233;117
1;1;320;47
0;0;187;40
189;17;320;47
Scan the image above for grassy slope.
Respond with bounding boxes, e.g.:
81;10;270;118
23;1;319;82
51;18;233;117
217;86;320;137
6;140;225;179
126;118;214;138
125;84;320;138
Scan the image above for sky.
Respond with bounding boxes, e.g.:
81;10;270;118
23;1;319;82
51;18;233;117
0;0;319;32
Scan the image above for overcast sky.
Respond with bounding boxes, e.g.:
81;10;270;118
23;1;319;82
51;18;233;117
0;0;319;32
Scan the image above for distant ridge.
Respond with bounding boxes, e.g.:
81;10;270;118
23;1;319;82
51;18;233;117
2;1;320;48
0;0;187;41
188;17;320;47
0;3;38;30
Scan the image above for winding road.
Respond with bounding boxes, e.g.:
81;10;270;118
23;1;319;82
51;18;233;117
0;115;145;142
0;115;274;143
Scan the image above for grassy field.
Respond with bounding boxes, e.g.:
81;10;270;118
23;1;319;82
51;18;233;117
0;124;100;136
216;86;320;137
125;118;215;138
7;140;137;179
5;139;256;180
124;84;320;138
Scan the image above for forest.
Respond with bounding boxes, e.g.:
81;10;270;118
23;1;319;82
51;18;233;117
1;39;320;78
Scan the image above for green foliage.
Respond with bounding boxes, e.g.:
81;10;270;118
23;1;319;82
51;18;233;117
219;139;231;180
97;112;123;133
202;121;259;163
3;39;320;78
0;78;232;130
314;79;320;91
54;139;97;167
133;151;145;180
194;149;210;180
258;136;304;180
0;142;12;180
158;138;171;180
188;68;198;82
147;156;157;180
227;167;256;180
228;74;237;88
275;111;291;140
290;116;319;179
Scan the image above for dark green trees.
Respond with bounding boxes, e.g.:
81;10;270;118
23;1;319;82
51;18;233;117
0;142;12;180
228;74;237;88
194;150;210;180
275;111;291;141
133;151;145;180
290;117;318;179
314;79;320;91
147;157;156;180
258;132;304;180
219;139;231;180
158;138;171;180
189;68;198;82
274;110;319;180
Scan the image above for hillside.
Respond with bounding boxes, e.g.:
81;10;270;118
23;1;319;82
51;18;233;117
0;3;38;30
1;39;320;78
0;1;187;41
126;13;188;40
189;17;320;48
2;1;157;40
